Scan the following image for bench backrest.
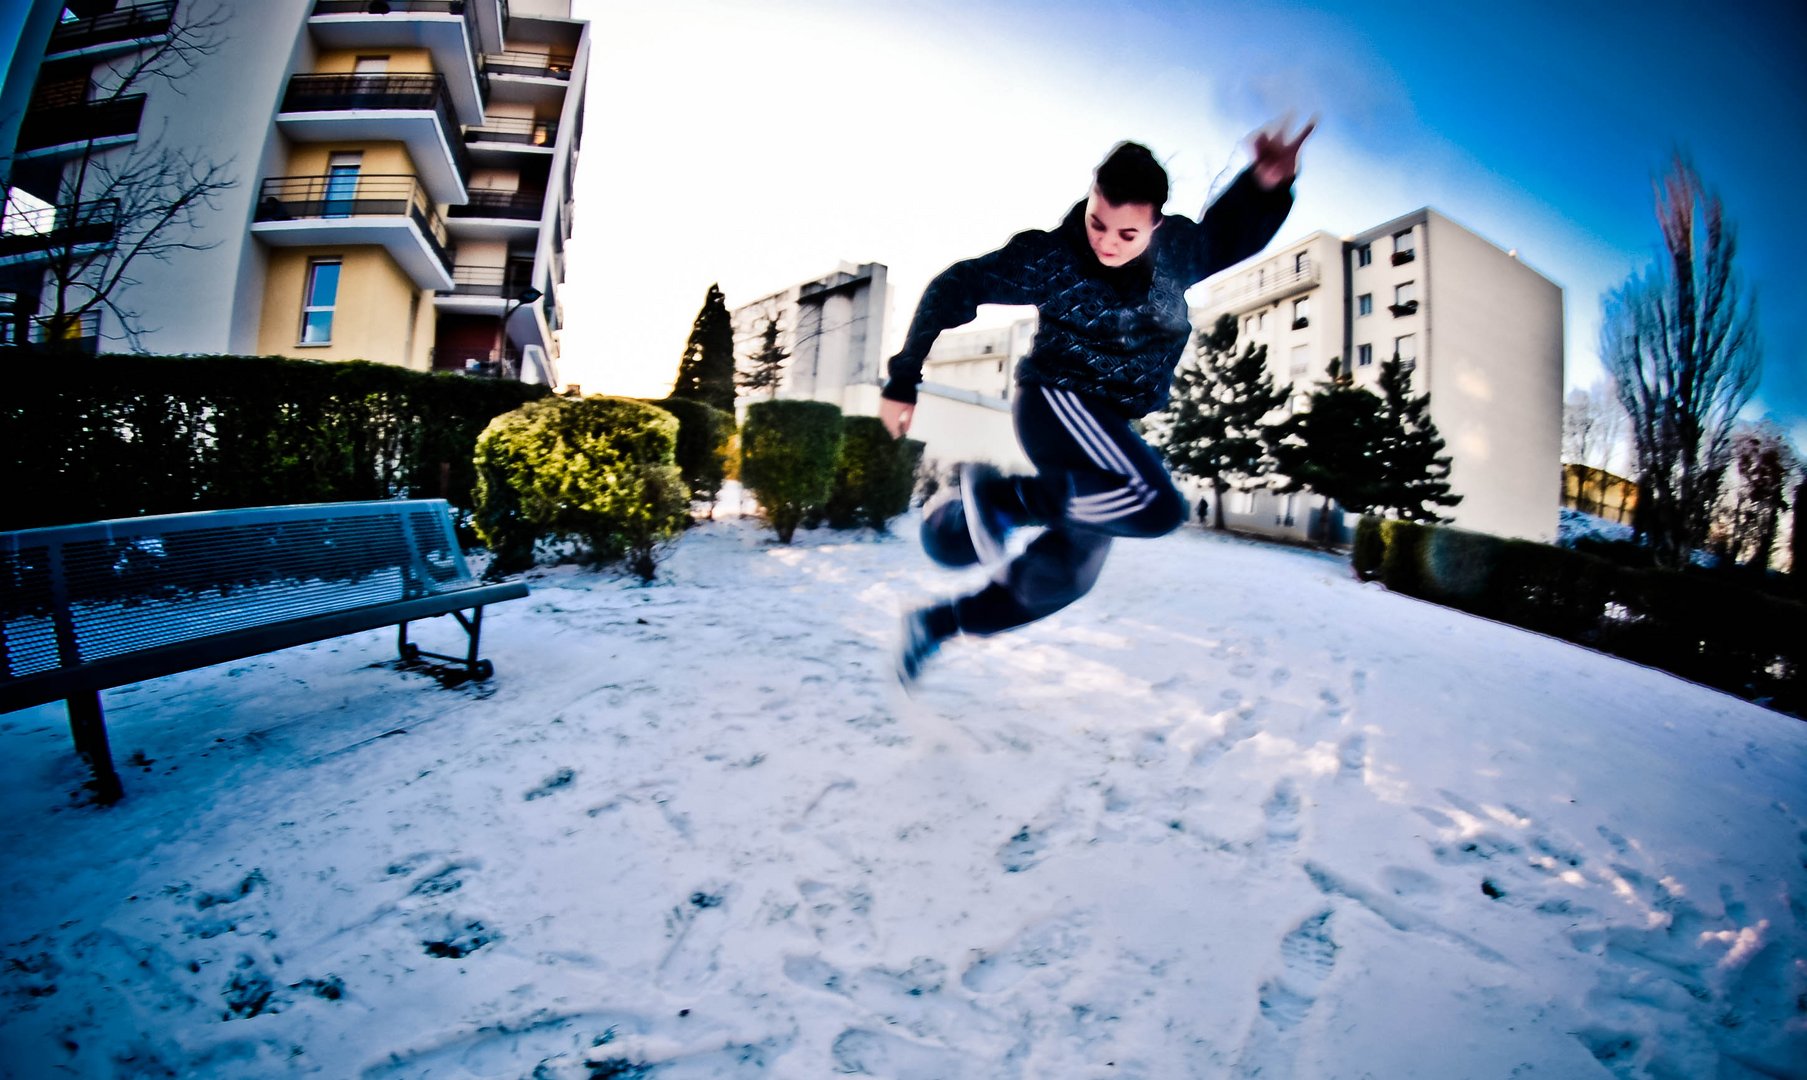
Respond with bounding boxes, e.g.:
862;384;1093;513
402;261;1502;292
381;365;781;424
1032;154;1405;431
2;500;479;678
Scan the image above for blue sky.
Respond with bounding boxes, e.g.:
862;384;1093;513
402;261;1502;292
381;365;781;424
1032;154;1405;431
564;1;1797;448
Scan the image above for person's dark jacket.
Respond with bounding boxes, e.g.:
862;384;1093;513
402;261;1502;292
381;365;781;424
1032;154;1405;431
882;167;1294;417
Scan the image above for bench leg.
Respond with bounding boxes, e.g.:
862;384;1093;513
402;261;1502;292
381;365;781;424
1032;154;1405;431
395;609;494;681
67;692;124;805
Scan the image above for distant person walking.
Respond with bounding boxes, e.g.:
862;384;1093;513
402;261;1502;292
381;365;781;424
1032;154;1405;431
883;119;1315;686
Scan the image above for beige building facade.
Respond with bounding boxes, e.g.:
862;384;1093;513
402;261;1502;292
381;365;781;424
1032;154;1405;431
1;0;588;387
1199;209;1564;543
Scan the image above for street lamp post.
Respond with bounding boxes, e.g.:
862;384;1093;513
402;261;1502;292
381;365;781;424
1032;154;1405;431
495;285;542;380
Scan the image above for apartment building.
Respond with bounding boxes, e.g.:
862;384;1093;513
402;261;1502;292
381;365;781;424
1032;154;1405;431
0;0;588;385
1198;209;1564;543
729;261;888;416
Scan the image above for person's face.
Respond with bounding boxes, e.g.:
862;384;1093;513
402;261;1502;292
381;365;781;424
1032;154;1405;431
1084;187;1160;266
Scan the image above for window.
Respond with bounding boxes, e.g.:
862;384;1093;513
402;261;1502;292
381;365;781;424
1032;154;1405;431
1257;267;1266;291
1358;343;1373;366
323;151;361;218
1294;297;1310;321
1294;251;1308;274
1390;280;1419;317
1356;244;1372;267
1395;334;1417;367
1255;310;1269;333
1290;344;1311;376
1392;229;1416;265
301;259;341;344
354;56;390;73
1358;293;1372;316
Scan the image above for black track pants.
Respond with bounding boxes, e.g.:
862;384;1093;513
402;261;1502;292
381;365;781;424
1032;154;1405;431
942;382;1185;635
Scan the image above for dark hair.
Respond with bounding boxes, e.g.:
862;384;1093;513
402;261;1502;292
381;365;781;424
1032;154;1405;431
1094;141;1168;210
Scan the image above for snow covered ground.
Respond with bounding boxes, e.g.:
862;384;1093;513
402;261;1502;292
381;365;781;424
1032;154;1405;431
2;491;1804;1079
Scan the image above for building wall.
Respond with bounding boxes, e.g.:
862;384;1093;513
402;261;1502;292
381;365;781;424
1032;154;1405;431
258;246;429;368
1422;210;1563;542
92;0;313;357
907;388;1028;472
285;141;417;178
312;47;436;73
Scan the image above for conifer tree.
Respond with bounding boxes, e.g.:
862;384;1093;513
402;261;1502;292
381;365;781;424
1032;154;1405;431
670;283;736;415
738;316;788;400
1272;364;1388;546
1371;354;1462;522
1155;314;1292;530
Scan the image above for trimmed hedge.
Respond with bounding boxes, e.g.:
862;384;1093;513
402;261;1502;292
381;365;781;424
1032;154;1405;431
473;396;690;580
1;354;547;532
739;399;843;543
820;417;925;531
1356;516;1802;715
643;396;735;507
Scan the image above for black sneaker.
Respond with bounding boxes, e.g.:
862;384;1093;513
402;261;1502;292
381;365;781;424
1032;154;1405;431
919;492;980;568
958;462;1012;565
894;607;944;691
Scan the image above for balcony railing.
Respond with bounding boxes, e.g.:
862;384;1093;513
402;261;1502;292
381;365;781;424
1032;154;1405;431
0;199;119;262
486;51;575;80
0;311;102;353
437;264;536;297
1205;255;1319;315
434;345;517;380
447;189;544;221
310;1;485;97
281;73;472;180
15;94;147;154
463;117;557;147
253;174;451;270
47;0;176;55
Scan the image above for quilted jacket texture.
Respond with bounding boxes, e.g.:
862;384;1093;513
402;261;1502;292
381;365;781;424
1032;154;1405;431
882;167;1294;417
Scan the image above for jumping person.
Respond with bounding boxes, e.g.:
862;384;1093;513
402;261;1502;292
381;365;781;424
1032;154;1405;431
881;119;1315;687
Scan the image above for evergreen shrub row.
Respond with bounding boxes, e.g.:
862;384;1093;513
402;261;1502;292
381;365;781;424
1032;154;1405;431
739;401;924;542
2;354;547;532
1353;516;1802;715
643;397;735;506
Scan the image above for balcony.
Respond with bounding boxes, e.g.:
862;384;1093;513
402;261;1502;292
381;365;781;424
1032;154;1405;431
1388;300;1419;318
463;116;558;150
434;264;536;299
44;0;176;60
0;200;118;267
1202;255;1319;317
251;174;452;290
276;74;470;203
0;311;102;354
444;189;543;237
1392;250;1416;266
307;1;486;125
486;51;574;80
14;94;146;158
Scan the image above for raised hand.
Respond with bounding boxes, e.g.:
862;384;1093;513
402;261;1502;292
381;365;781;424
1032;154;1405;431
1251;114;1318;189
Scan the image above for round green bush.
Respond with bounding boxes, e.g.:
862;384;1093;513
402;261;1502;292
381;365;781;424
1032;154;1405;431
822;416;924;531
739;400;843;543
472;395;690;579
644;396;736;506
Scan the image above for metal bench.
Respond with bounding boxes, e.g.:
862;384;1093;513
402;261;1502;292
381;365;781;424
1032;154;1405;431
0;499;529;803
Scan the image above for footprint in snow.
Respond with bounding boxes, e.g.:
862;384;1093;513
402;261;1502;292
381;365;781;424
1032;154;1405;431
961;915;1090;995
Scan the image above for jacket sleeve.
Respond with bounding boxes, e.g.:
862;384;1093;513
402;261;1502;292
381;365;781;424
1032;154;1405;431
1170;167;1296;287
882;230;1048;404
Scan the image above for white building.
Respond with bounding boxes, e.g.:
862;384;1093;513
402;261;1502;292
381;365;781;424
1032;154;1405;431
730;261;888;417
1199;208;1564;543
0;0;588;386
